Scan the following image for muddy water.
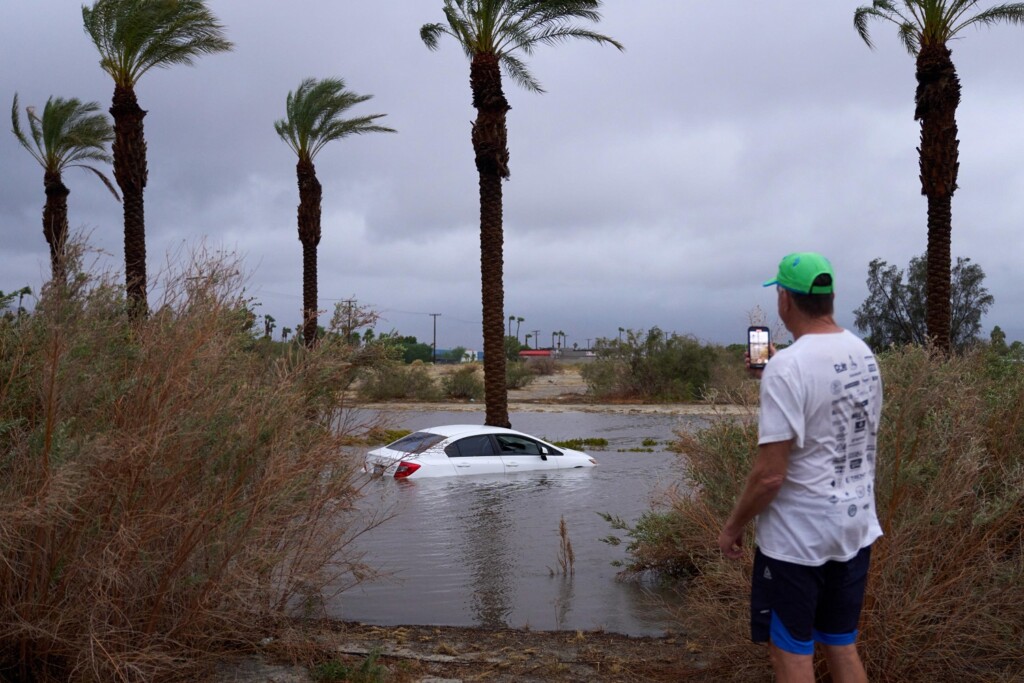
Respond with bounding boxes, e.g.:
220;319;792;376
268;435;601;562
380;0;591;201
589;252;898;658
332;409;712;636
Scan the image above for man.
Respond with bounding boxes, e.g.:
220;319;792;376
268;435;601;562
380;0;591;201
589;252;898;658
718;252;883;683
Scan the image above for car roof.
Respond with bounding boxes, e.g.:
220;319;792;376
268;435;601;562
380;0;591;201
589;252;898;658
420;424;522;439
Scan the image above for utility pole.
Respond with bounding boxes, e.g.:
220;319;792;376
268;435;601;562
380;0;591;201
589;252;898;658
430;313;441;363
531;330;539;350
340;299;356;341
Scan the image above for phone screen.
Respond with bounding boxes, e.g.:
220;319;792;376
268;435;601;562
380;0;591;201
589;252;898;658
748;326;770;369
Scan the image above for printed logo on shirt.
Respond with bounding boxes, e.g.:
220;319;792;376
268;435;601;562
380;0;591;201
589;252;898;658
848;505;858;518
834;362;848;373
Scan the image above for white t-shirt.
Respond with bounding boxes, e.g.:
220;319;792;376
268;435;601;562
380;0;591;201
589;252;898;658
756;329;884;566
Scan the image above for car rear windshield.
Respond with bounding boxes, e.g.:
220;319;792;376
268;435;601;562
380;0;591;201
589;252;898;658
386;431;446;453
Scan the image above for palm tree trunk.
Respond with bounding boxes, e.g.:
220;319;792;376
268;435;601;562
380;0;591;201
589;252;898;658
471;53;511;429
42;171;70;282
110;85;149;319
296;159;322;348
915;43;960;354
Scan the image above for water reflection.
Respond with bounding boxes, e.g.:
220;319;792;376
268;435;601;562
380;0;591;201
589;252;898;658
334;410;706;636
461;481;516;627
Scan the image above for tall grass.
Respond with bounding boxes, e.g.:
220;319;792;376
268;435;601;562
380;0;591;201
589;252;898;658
623;347;1024;681
0;247;387;682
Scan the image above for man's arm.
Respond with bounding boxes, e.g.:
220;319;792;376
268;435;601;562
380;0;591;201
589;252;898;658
717;438;793;560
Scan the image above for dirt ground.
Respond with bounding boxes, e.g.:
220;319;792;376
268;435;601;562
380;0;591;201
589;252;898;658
366;363;748;417
216;366;744;682
217;620;723;682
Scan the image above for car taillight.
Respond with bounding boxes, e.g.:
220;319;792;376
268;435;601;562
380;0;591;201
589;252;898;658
394;461;421;479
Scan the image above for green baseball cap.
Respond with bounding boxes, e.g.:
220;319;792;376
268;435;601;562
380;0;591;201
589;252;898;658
763;252;834;294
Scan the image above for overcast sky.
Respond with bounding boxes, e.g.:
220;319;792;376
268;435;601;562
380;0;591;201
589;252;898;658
3;1;1023;350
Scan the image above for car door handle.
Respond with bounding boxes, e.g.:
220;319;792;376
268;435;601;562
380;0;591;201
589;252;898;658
455;463;471;468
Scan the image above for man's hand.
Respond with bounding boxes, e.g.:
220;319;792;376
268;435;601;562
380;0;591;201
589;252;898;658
718;525;745;560
744;342;777;379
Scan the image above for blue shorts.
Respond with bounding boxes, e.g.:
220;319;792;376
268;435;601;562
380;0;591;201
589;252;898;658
751;545;872;655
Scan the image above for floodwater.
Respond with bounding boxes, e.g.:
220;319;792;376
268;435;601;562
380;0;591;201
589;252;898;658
331;409;712;636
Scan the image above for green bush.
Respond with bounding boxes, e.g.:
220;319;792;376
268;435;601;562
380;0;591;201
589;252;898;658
442;365;484;400
358;361;441;401
581;327;718;401
506;360;536;389
0;248;384;681
622;347;1024;681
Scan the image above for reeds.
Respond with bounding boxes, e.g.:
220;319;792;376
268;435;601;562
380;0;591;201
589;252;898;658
637;346;1024;681
0;245;388;681
555;516;575;577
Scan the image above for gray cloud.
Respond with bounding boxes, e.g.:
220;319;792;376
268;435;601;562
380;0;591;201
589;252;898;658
3;0;1023;349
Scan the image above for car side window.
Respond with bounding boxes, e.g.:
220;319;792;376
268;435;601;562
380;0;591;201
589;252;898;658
445;434;496;458
495;435;544;456
388;431;445;453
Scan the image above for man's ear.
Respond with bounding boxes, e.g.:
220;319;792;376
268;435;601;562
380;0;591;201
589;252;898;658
777;288;789;314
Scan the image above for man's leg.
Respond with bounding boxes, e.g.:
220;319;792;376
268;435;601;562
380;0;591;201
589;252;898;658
815;547;872;683
821;643;867;683
768;643;815;683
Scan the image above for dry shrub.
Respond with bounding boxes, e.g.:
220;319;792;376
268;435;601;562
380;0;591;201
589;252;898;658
357;361;441;401
857;347;1024;681
0;247;387;682
525;357;559;376
643;347;1024;681
442;364;485;399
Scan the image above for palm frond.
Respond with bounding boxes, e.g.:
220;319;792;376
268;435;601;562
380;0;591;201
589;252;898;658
10;94;46;167
958;2;1024;32
420;22;452;51
500;52;542;92
11;94;114;180
854;1;921;55
83;0;233;88
422;0;621;93
70;164;122;202
275;77;395;163
857;0;1023;52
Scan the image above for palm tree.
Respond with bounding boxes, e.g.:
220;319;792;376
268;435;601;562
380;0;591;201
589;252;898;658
422;0;622;427
82;0;233;317
274;77;395;348
854;0;1024;353
11;94;118;281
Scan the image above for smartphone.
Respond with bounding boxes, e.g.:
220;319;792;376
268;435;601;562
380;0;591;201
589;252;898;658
747;326;771;369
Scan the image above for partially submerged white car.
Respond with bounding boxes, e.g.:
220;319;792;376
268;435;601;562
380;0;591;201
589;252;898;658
365;424;598;479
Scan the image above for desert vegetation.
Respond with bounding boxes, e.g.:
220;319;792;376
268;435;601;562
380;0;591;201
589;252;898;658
612;346;1024;681
581;327;753;403
0;246;390;682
